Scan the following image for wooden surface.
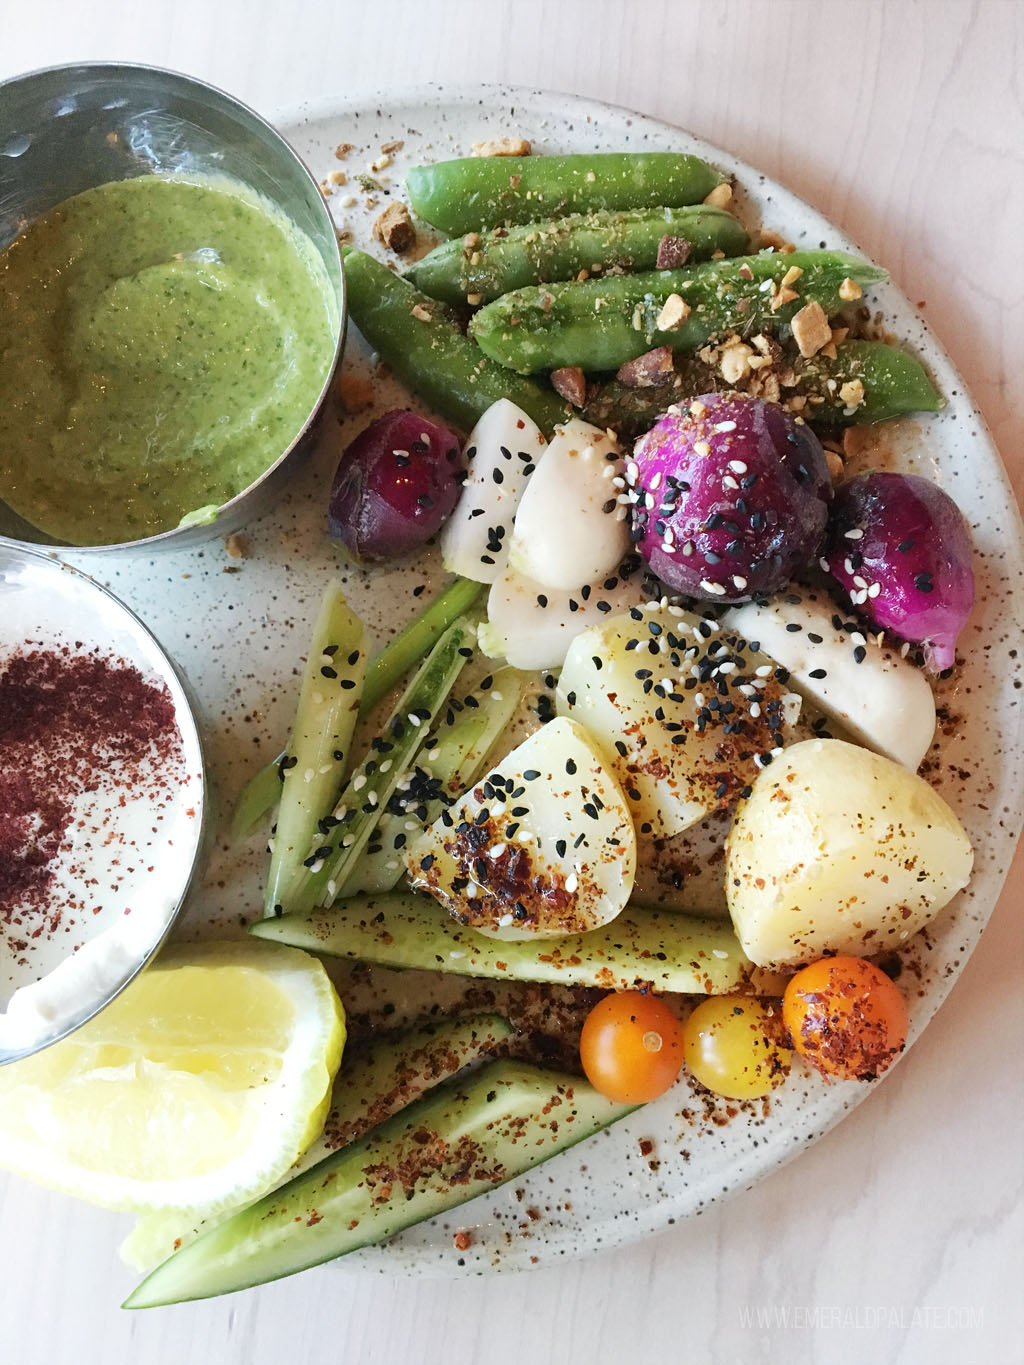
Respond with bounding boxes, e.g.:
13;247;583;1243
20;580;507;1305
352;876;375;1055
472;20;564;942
1;2;1021;1362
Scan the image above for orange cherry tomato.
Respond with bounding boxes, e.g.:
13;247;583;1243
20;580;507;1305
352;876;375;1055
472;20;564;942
782;955;909;1081
579;991;684;1103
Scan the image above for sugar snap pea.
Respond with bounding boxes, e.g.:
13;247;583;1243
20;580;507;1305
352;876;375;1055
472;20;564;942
342;247;568;433
407;205;749;305
405;152;727;235
582;340;943;439
469;249;889;374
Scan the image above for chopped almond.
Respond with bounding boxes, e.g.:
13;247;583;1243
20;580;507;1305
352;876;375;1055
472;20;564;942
616;347;675;388
411;303;433;322
790;300;833;358
839;378;866;409
334;142;354;160
328;170;348;187
719;341;754;384
770;285;800;312
757;229;796;254
655;293;691;331
780;265;804;289
703;182;733;209
471;137;531;157
550;367;587;407
839;276;863;302
373;202;417;254
338;373;375;413
380;139;405;156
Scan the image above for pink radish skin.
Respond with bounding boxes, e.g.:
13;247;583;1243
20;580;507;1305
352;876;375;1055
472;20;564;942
826;472;974;672
630;393;832;601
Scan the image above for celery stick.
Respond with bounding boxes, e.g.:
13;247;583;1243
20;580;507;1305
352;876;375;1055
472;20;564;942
285;619;474;914
229;577;485;843
264;585;367;917
341;666;526;896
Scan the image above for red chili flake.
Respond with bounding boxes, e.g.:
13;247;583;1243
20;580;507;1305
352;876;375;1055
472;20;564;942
0;645;183;933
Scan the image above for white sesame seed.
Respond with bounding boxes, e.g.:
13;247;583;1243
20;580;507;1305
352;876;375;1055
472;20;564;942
661;542;676;554
723;476;740;490
700;579;727;596
649;471;663;490
489;843;507;859
732;576;748;591
716;421;738;433
712;948;730;959
449;950;466;959
853;575;868;590
844;527;864;540
819;557;831;572
379;759;392;772
728;459;748;473
844;557;856;575
498;913;514;927
565;873;579;894
749;702;761;718
353;774;367;791
303;767;316;783
368;792;378;806
867;581;882;598
408;712;422;727
682;541;695;556
851;632;866;646
755;664;773;677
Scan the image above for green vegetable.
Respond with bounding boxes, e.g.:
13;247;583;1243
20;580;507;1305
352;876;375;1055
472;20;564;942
361;576;485;716
310;1012;514;1157
341;666;525;896
252;892;785;995
582;340;943;440
124;1060;633;1306
342;247;568;433
408;205;749;305
263;585;366;917
285;621;473;914
788;339;944;428
469;250;889;374
405;152;727;235
230;577;485;843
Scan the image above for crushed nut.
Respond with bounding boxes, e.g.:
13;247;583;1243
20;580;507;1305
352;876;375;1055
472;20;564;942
616;347;675;388
462;232;480;251
466;292;482;306
770;285;800;312
757;229;796;254
738;263;754;280
790;300;833;357
411;303;433;322
839;276;863;302
471;137;531;157
839;378;866;409
225;533;250;559
824;448;844;480
338;373;375;413
334;142;354;160
719;341;755;384
780;264;804;289
550;367;587;407
655;293;691;331
369;153;392;172
703;182;733;209
380;139;405;156
373;202;417;254
328;170;348;187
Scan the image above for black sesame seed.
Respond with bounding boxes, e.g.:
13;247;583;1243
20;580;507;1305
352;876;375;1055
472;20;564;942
808;667;827;679
320;665;338;678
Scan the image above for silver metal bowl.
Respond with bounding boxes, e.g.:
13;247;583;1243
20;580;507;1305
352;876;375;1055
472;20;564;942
0;543;208;1064
0;62;344;556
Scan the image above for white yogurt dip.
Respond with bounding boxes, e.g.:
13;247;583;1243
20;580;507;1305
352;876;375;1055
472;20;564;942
0;550;205;1059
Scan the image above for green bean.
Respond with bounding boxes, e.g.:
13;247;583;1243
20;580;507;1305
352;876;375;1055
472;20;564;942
469;249;889;374
342;247;568;433
582;340;943;439
405;152;728;235
407;205;749;305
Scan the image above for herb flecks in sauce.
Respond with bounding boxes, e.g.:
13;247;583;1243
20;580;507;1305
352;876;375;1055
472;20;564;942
0;175;337;545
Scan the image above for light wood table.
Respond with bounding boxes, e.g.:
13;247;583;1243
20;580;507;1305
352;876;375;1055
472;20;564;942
1;3;1021;1362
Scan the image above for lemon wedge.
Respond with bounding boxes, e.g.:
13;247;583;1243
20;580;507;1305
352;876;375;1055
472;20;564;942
0;940;345;1215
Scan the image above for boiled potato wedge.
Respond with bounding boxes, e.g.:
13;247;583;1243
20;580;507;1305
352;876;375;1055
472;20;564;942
726;738;973;967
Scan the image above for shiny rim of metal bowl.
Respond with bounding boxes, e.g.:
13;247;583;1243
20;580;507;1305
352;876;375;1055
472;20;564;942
0;543;209;1064
0;61;345;557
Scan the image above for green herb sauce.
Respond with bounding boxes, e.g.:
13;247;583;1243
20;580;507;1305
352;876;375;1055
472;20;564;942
0;175;338;545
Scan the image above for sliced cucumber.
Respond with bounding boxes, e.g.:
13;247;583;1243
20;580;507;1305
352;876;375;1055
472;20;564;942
286;618;474;914
341;667;526;896
252;891;782;995
124;1060;632;1306
264;585;367;917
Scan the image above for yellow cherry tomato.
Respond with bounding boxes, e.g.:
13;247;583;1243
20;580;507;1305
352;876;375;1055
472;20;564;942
682;996;791;1099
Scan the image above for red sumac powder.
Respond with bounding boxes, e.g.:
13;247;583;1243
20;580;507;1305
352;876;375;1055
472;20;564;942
0;646;182;926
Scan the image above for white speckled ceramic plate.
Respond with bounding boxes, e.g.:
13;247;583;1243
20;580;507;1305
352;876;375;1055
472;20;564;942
65;86;1024;1276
